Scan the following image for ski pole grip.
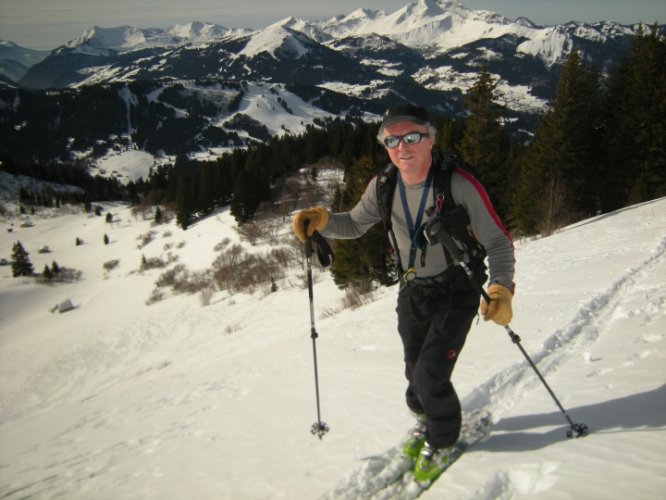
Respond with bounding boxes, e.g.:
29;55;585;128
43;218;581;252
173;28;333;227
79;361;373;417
440;231;466;264
426;219;466;263
303;219;313;257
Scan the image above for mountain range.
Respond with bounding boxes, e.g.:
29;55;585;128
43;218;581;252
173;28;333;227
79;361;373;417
0;0;658;167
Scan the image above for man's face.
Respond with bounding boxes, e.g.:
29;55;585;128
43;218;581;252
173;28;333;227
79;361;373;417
381;121;434;182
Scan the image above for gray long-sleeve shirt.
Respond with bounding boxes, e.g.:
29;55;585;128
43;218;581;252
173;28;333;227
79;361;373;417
321;164;515;291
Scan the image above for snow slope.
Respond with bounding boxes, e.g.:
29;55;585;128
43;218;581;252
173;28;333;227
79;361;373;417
0;194;665;499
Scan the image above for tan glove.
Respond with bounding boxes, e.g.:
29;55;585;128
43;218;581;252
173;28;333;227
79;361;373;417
480;283;513;325
292;207;329;243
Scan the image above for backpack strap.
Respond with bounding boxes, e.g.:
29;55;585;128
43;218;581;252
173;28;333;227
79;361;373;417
376;163;403;271
431;151;487;261
430;150;457;214
375;151;486;276
376;163;398;234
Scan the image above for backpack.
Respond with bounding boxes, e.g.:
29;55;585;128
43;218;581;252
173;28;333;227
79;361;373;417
375;150;486;272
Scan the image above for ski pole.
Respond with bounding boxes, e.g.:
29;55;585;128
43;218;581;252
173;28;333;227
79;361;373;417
303;220;330;440
424;220;589;439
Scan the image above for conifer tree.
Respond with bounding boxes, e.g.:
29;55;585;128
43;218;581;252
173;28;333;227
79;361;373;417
198;163;216;216
175;174;196;230
434;117;464;152
604;23;666;209
511;50;603;235
11;241;34;277
233;146;272;223
330;156;393;289
459;68;511;212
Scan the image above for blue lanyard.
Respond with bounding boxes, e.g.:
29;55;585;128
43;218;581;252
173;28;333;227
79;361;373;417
397;167;434;270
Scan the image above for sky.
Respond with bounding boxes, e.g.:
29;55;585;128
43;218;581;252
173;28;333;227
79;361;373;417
0;0;664;50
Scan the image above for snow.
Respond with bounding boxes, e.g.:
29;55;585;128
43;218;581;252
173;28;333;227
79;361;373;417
518;27;573;66
63;24;240;54
226;82;336;137
55;0;608;73
0;187;665;499
317;80;387;98
334;0;529;55
238;21;311;60
412;66;548;113
0;171;83;201
95;150;155;183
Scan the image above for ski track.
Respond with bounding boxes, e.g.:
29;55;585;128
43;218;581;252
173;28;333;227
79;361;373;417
324;236;666;499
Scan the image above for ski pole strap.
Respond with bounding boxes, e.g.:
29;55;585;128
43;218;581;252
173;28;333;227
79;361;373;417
302;220;334;268
312;230;334;267
423;217;465;263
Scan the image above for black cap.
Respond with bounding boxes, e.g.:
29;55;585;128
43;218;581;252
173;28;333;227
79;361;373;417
379;104;431;132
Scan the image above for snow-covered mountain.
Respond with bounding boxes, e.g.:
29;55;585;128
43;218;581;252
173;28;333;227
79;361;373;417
0;0;656;165
15;0;642;89
62;22;251;56
0;41;50;83
0;179;664;498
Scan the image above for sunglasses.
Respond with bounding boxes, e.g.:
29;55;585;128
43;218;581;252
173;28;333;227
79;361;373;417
383;132;430;148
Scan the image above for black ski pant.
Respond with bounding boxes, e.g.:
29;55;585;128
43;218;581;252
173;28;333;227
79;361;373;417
396;267;481;449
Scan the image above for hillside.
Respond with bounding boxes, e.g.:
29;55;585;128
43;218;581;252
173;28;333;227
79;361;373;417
1;189;664;498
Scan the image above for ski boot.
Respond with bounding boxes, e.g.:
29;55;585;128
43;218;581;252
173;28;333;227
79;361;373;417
413;441;452;483
402;414;427;459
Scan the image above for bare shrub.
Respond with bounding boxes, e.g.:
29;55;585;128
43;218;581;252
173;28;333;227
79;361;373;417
34;266;83;285
214;238;232;252
155;264;187;288
155;264;213;295
287;238;305;269
140;255;168;271
236;221;264;245
320;306;340;319
103;259;120;272
212;247;286;294
224;322;242;335
341;282;375;310
290;167;327;208
341;288;365;310
146;288;167;305
537;174;580;237
60;267;82;282
137;230;157;249
131;203;153;221
199;285;215;306
180;270;213;295
271;247;291;267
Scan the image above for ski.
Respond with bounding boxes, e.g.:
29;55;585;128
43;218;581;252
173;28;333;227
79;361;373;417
323;410;493;499
380;410;492;498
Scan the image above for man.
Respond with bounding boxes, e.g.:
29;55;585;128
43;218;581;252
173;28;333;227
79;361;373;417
292;104;515;482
